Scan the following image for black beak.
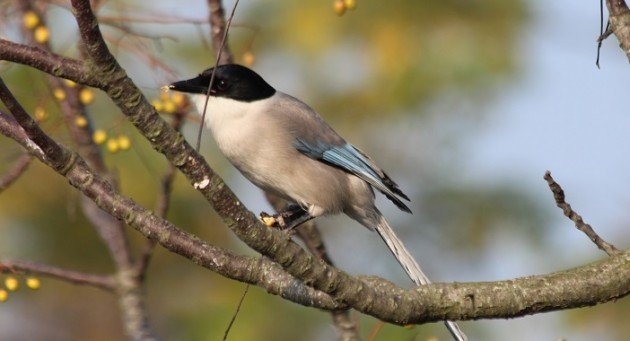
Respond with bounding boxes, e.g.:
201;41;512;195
168;75;210;94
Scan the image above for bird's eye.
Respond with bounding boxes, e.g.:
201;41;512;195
216;79;228;91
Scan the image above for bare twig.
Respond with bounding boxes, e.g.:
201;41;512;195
544;171;620;256
0;153;32;193
0;39;101;88
0;259;115;291
596;0;612;68
207;0;235;64
196;0;240;151
222;283;249;341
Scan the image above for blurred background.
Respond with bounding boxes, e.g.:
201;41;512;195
1;0;629;340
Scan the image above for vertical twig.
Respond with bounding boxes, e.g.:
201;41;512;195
196;0;240;152
207;0;235;65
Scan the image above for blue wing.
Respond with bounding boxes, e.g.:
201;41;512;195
295;139;411;213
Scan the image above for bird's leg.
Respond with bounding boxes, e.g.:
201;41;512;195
259;204;314;231
280;207;315;231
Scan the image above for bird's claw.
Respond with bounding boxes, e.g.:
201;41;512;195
259;212;279;227
259;211;290;229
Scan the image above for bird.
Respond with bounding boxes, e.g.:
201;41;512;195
168;64;466;340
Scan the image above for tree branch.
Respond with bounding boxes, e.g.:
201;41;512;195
0;39;102;88
544;171;620;256
14;3;149;338
0;259;115;291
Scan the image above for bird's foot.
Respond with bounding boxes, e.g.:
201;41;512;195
259;205;314;231
259;212;280;227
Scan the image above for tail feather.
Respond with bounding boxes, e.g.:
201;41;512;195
374;215;467;341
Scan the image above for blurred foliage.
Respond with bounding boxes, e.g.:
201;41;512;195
3;1;622;341
423;183;548;251
247;0;527;119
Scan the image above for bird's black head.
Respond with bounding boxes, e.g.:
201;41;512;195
169;64;276;102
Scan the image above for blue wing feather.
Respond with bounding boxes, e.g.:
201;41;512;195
294;139;411;213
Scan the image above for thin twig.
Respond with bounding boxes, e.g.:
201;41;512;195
0;259;116;291
544;171;620;257
0;39;101;88
202;3;254;338
222;284;249;341
0;153;32;193
196;0;240;152
207;0;235;64
596;0;612;68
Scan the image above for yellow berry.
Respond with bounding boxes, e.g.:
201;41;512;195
25;277;41;290
53;88;66;101
344;0;356;10
171;92;185;106
242;51;255;67
23;11;40;30
79;88;94;105
4;276;19;291
34;26;50;44
117;135;131;151
151;99;164;112
92;129;107;145
34;106;48;121
0;289;7;302
74;116;88;128
333;0;346;16
163;100;176;114
106;138;119;153
64;79;77;88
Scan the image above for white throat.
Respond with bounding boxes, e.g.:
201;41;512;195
189;93;274;151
